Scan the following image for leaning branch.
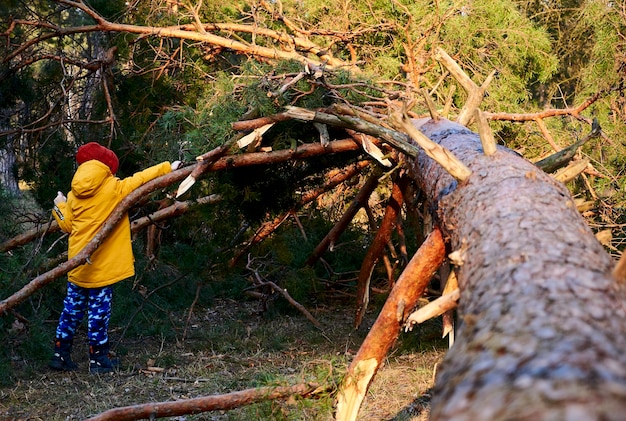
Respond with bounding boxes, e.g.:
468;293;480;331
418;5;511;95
306;171;381;266
336;227;446;421
354;176;408;328
404;288;460;330
388;109;472;182
534;119;601;173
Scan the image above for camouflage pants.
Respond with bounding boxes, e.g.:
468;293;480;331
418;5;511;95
55;282;112;346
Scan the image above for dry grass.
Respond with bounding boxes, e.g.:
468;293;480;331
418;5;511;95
0;298;446;420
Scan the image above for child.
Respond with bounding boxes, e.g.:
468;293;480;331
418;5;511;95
49;142;180;374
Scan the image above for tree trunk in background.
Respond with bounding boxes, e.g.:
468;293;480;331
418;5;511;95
409;118;626;420
0;135;20;195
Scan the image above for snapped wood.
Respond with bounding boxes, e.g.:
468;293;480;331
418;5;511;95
552;158;589;183
335;358;379;421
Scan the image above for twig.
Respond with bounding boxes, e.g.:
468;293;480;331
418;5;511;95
245;256;322;329
265;280;322;328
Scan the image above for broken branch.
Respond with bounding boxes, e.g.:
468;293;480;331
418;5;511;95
405;288;460;330
335;227;446;421
85;383;323;421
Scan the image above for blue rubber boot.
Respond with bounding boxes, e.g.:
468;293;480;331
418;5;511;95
49;338;78;371
89;342;120;374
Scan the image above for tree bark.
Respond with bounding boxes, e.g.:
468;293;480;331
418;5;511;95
0;136;20;195
410;118;626;420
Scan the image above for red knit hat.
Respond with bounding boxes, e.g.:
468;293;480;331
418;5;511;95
76;142;119;175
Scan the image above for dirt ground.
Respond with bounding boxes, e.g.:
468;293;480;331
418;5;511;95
0;298;446;420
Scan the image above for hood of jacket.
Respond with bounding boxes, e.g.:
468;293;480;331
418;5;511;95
71;160;112;199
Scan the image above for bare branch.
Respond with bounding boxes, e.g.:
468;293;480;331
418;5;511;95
85;383;324;421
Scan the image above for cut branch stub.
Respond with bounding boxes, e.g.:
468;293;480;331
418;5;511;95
474;109;497;156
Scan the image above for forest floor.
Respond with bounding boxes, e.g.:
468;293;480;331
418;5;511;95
0;297;447;420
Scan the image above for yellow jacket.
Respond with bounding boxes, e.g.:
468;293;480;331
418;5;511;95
52;160;172;288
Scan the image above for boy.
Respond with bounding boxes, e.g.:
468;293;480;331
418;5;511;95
49;142;180;373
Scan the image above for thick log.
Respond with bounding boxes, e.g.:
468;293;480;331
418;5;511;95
410;118;626;420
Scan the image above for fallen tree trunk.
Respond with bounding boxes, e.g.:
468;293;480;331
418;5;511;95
409;117;626;420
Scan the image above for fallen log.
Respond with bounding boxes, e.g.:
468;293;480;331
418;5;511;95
85;383;323;421
408;117;626;420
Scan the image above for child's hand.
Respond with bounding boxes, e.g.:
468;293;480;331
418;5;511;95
54;191;67;205
171;160;182;170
